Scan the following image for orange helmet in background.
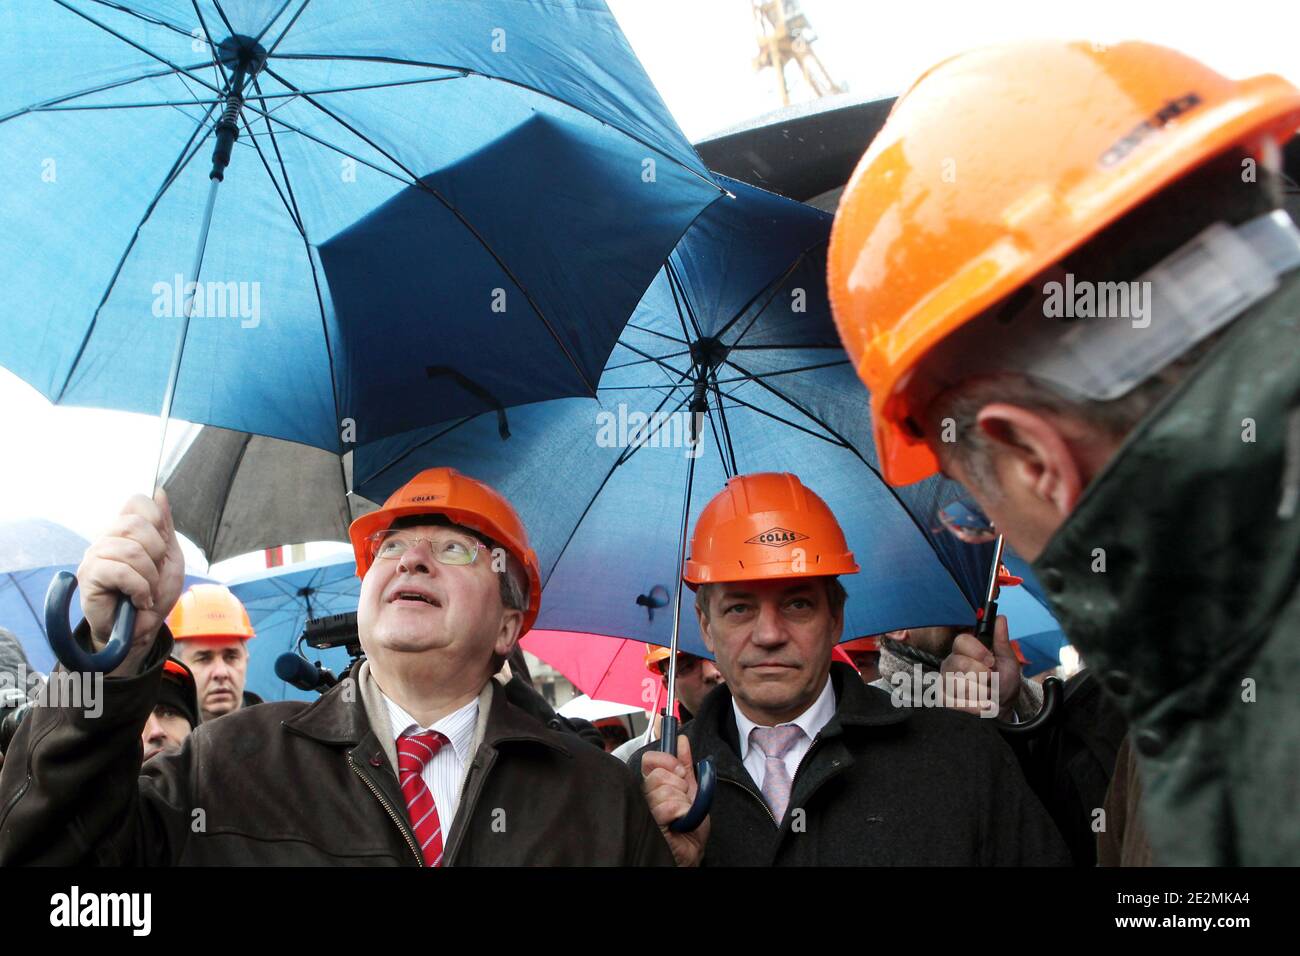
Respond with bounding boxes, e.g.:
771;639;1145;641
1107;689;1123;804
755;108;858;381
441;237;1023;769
828;40;1300;486
644;643;672;673
167;584;255;642
683;472;859;588
348;467;542;634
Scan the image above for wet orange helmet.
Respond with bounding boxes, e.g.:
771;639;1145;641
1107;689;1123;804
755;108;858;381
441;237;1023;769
828;40;1300;486
683;472;859;588
167;584;255;641
348;467;542;634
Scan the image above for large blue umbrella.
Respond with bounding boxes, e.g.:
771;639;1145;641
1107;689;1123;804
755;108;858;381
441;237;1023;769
353;177;1008;655
0;0;721;667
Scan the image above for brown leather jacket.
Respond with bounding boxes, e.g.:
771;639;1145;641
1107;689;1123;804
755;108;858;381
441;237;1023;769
0;629;672;866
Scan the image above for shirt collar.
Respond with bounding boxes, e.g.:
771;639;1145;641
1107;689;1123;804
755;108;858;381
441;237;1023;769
733;674;836;761
383;692;479;766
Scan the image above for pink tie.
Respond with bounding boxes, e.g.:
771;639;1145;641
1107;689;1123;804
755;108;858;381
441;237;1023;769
396;731;448;867
750;724;805;825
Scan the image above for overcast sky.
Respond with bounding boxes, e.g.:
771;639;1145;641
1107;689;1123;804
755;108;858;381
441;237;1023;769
3;0;1297;578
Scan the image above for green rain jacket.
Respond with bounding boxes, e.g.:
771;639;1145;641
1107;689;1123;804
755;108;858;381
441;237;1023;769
1034;268;1300;865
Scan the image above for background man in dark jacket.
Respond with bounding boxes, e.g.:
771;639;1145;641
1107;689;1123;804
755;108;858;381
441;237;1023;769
637;472;1070;866
828;39;1300;864
0;467;672;866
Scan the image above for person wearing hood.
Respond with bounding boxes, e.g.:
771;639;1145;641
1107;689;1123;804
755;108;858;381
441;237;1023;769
828;39;1300;864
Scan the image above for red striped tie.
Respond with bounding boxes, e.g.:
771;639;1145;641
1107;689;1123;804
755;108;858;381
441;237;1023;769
396;731;448;867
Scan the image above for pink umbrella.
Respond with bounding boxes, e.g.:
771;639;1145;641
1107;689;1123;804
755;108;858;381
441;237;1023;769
521;630;665;713
522;630;865;715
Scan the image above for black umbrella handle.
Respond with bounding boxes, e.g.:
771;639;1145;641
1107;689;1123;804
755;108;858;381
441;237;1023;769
44;570;133;673
997;675;1063;737
659;714;716;833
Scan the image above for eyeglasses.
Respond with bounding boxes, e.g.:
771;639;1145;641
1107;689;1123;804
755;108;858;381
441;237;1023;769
366;530;487;566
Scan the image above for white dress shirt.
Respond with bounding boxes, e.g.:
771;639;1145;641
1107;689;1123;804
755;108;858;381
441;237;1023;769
383;693;478;839
732;677;837;792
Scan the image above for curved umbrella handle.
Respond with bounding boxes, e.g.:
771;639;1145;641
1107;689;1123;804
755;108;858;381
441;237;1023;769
997;675;1063;737
658;713;716;833
669;756;716;834
44;570;133;673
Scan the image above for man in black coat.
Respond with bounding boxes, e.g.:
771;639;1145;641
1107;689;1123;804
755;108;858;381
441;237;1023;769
636;472;1070;866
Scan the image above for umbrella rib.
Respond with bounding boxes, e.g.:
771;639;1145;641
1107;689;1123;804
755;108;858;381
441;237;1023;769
85;0;196;40
253;83;347;462
709;372;740;474
351;415;477;491
208;0;238;38
717;240;828;346
624;323;688;345
248;74;310;233
31;99;222;112
237;104;302;235
7;571;48;639
608;340;690;384
189;0;230;90
723;356;861;455
541;379;692;586
214;74;467;101
207;432;253;561
50;1;225;101
703;393;733;479
725;342;842;350
664;261;703;340
712;383;847;448
263;0;312;57
266;53;724;195
252;0;298;45
0;65;211;125
54;100;221;404
261;64;598;397
712;359;851;386
604;348;691;372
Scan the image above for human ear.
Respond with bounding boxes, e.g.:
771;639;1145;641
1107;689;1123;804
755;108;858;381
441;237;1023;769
974;403;1085;516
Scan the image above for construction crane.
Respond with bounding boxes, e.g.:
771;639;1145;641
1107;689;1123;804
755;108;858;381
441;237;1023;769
752;0;845;106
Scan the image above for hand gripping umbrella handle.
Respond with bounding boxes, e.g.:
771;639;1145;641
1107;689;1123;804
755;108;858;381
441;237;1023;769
44;570;133;673
660;714;716;833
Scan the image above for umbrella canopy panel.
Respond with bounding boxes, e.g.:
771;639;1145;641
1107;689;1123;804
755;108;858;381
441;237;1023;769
0;0;721;451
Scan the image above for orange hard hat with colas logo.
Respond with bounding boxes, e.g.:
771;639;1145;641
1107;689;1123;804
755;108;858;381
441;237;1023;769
827;40;1300;487
682;472;859;588
166;584;255;641
348;467;542;635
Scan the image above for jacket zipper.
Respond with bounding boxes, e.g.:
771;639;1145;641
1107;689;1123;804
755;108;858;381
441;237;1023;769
723;731;826;830
347;754;423;866
721;775;778;827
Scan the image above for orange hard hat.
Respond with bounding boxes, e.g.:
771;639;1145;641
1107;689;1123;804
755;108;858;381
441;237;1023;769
348;467;542;635
644;643;671;673
683;472;858;588
166;584;255;641
828;40;1300;486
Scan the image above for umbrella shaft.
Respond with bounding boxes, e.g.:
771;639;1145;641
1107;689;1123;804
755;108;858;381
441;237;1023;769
662;446;698;747
152;176;222;488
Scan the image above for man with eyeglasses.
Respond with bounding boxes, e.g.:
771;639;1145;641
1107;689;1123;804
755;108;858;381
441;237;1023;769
0;468;674;867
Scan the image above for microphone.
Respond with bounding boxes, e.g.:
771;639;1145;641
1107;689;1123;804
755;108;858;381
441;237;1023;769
274;653;338;692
